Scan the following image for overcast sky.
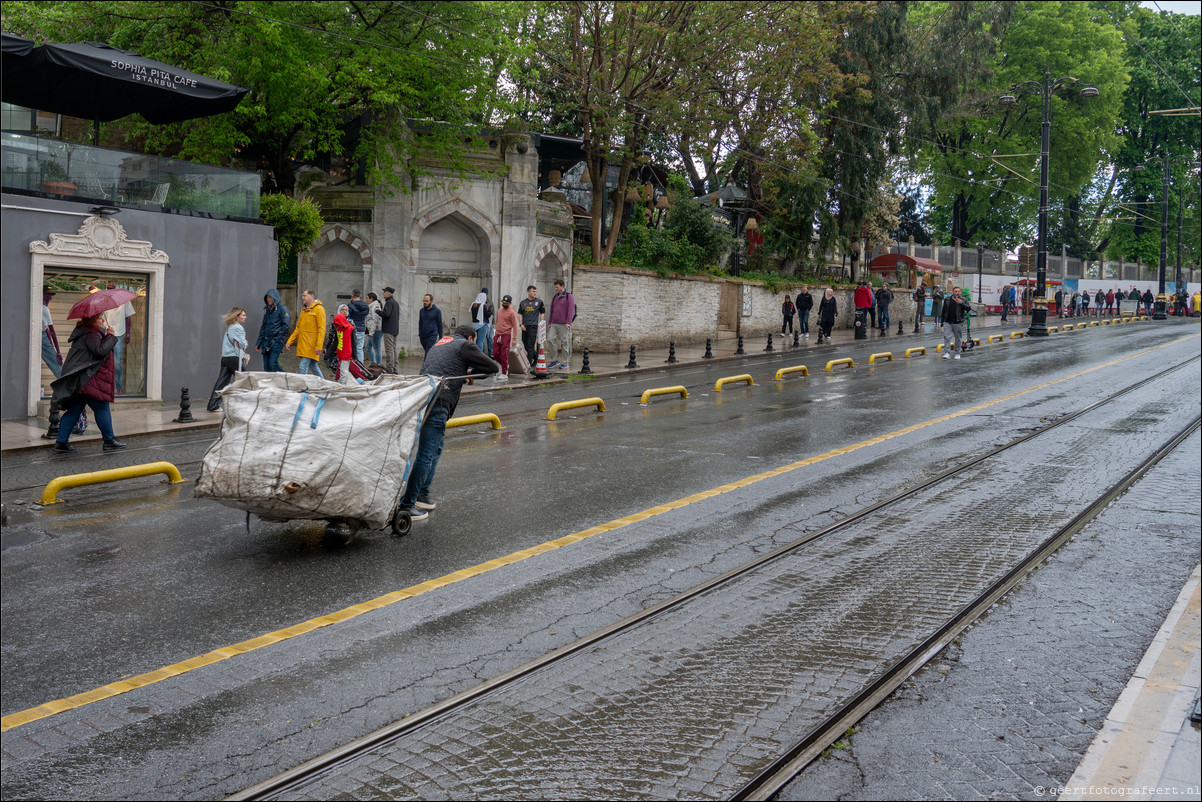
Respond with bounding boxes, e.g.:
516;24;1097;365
1139;1;1200;14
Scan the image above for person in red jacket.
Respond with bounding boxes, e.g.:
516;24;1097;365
48;313;126;453
332;308;356;385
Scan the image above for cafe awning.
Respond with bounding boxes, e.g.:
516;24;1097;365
867;253;943;275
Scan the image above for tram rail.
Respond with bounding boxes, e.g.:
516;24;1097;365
232;357;1200;801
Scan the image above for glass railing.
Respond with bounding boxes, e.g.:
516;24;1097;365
1;132;259;218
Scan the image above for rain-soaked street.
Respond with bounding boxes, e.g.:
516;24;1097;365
2;320;1199;800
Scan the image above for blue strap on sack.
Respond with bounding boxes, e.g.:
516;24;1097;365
310;398;326;428
291;392;310;431
290;392;328;431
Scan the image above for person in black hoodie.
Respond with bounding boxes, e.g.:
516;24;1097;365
941;286;971;359
795;286;814;337
396;325;499;520
817;287;837;344
255;288;290;372
379;287;401;372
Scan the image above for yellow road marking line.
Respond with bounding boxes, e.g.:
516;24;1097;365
2;334;1195;733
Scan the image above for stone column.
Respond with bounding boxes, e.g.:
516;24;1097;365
908;236;915;258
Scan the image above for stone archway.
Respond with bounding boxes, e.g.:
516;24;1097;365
306;225;372;299
533;238;570;284
409;198;500;279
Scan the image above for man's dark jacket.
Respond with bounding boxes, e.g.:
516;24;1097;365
421;334;498;416
256;288;291;350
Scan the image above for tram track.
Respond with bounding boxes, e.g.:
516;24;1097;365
231;356;1200;801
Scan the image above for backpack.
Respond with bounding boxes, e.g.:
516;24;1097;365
322;327;339;365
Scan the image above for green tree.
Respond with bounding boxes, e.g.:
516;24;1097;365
3;1;526;192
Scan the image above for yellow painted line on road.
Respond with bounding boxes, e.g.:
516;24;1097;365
4;333;1196;734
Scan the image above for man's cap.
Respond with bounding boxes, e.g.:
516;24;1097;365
502;294;512;304
383;286;395;294
481;287;488;293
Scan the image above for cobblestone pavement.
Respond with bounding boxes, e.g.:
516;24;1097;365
777;430;1202;802
269;361;1200;798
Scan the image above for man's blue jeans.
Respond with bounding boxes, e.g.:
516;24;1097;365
367;331;383;365
261;346;283;372
41;330;62;378
354;330;365;363
400;404;449;509
56;396;115;442
297;357;324;378
879;307;890;331
799;309;811;334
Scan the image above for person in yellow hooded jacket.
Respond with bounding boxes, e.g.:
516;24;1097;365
285;288;327;377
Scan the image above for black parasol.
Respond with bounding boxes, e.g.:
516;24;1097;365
1;36;248;141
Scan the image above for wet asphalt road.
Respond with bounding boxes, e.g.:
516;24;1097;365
1;319;1199;799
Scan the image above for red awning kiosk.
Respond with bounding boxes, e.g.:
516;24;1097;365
867;253;943;288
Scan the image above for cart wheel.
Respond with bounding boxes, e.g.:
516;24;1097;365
391;508;412;537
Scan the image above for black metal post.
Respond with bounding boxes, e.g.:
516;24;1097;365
1028;73;1052;338
580;348;593;374
1154;157;1169;319
703;338;714;359
736;335;745;355
765;333;774;352
666;342;677;363
174;387;196;423
626;345;638;369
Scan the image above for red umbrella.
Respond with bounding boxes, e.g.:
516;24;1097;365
68;287;137;319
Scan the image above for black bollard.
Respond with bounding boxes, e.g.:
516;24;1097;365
765;333;774;352
626;345;639;369
703;338;714;359
666;342;678;363
793;331;800;347
43;402;60;440
736;336;745;355
897;318;904;335
174;387;197;423
580;348;593;374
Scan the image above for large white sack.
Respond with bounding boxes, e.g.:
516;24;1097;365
194;372;438;528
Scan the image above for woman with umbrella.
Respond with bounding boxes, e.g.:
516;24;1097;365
48;288;133;453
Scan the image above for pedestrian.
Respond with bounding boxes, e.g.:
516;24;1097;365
1142;288;1154;315
853;281;873;338
781;294;795;336
1055;288;1065;317
285;288;327;377
1094;289;1104;317
1080;290;1090;317
796;285;814;337
365;292;383;365
395;325;499;520
492;294;519;380
1192;290;1200;317
941;286;970;360
961;285;974;349
817;287;837;344
417;294;444;353
1105;289;1115;316
913;284;927;329
207;307;249;411
998;285;1009;322
547;279;576;371
254;288;290;372
379;287;400;373
41;285;63;379
48;312;126;453
876;282;893;335
482;293;496;358
101;284;135;395
331;307;356;384
517;285;546;365
471;287;489;354
346;289;369;362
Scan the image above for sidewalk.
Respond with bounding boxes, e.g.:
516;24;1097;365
0;311;1113;454
1060;565;1201;801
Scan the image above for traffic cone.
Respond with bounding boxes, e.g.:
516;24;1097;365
533;345;549;379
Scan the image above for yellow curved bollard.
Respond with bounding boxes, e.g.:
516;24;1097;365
546;397;606;421
988;334;1003;343
714;374;755;391
40;462;187;506
774;366;810;381
825;358;854;372
1089;321;1099;327
867;352;894;365
1102;319;1112;325
935;343;945;353
447;413;503;430
1048;326;1059;333
640;386;688;404
971;337;981;346
1011;331;1025;339
1076;323;1088;330
904;347;927;358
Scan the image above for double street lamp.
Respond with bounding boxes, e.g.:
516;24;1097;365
1000;72;1098;337
1133;155;1201;319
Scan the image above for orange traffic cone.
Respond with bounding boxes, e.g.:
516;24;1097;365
533;345;549;379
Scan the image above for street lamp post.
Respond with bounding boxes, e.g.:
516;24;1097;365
1133;155;1200;319
1000;73;1098;337
976;242;985;304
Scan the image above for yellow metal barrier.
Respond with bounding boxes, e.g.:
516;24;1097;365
1048;326;1059;333
988;334;1003;343
1102;319;1112;325
825;358;854;372
640;386;688;404
1011;331;1025;339
446;413;503;430
546;397;606;421
714;374;755;391
39;461;187;505
1089;321;1099;327
774;365;810;381
1076;323;1089;330
935;343;945;353
904;347;927;358
971;337;981;346
868;352;894;364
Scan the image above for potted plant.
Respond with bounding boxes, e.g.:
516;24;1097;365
41;160;77;196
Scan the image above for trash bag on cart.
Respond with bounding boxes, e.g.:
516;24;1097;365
194;372;438;529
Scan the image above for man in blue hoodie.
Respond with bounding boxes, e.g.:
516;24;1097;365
255;288;291;372
346;289;370;362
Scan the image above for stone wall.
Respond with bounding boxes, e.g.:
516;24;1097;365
569;265;927;352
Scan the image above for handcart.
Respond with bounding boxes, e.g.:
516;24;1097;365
193;371;470;543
